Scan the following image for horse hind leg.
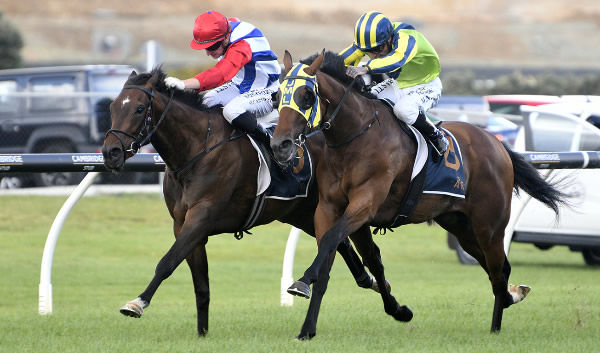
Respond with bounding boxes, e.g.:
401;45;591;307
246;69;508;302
486;244;533;332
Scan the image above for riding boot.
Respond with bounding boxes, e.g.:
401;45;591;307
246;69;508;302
231;112;272;146
412;111;449;161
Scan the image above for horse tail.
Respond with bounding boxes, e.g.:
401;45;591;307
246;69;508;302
502;142;568;215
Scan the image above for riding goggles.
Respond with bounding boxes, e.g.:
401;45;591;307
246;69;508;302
278;63;322;128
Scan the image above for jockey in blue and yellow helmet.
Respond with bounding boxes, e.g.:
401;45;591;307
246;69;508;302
340;11;448;159
352;11;394;52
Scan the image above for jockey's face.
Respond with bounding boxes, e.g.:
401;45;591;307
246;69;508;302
206;37;229;59
366;37;392;59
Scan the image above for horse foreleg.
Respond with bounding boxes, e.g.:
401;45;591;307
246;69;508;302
336;237;378;291
296;251;336;340
185;242;210;336
120;208;211;323
350;227;412;322
289;217;349;298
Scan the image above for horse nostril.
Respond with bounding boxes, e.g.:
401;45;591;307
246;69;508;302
109;147;122;160
280;139;292;152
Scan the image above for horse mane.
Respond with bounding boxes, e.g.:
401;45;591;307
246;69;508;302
300;51;376;99
126;67;216;112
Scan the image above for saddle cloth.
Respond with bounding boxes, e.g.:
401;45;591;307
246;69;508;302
409;126;466;198
247;125;312;200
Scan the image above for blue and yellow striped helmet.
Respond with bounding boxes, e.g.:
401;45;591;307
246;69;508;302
353;11;393;51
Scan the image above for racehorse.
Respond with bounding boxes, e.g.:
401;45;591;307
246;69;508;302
270;50;569;338
101;67;383;336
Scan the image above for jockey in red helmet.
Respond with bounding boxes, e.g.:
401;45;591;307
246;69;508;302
164;10;280;145
339;11;448;160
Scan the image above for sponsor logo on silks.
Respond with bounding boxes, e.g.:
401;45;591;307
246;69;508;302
278;63;322;128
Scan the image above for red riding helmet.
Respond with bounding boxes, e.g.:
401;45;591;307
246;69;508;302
190;10;231;50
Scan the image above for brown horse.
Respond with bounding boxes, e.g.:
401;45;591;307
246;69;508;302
271;50;568;338
101;68;383;337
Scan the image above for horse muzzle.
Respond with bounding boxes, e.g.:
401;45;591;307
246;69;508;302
271;136;297;164
101;144;127;171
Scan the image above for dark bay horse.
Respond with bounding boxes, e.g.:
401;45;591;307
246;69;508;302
101;68;382;336
271;50;568;338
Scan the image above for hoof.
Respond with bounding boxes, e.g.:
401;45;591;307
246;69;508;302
287;281;311;299
393;305;413;322
295;332;315;341
119;298;147;318
509;284;531;304
370;278;391;293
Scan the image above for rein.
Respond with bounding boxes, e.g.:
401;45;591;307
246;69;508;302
319;76;358;131
105;84;244;174
168;132;244;174
319;76;380;148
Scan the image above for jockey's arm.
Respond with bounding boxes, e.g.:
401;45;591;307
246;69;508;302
364;33;417;77
194;40;253;91
338;44;365;67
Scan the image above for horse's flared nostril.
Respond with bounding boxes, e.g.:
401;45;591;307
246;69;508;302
109;147;122;160
102;146;125;170
271;138;295;163
280;139;293;152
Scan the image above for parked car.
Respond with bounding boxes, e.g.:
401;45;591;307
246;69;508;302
484;94;562;115
448;103;600;265
0;64;157;187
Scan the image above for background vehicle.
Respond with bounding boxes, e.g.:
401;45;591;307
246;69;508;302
0;65;157;187
448;102;600;265
483;94;562;115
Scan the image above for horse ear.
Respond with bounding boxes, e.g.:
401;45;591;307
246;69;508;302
283;50;293;75
129;70;137;77
146;70;160;87
305;49;325;76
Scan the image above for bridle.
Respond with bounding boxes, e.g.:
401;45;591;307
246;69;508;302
104;85;175;157
280;72;377;152
104;83;244;174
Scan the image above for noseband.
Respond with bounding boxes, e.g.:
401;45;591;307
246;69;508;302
105;85;174;156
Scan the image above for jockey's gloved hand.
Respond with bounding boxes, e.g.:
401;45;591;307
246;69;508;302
164;77;185;90
346;66;368;78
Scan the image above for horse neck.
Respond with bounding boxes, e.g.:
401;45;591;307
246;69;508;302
319;73;373;146
150;91;228;170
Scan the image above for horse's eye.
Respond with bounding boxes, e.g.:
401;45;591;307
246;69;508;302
135;105;145;114
293;87;315;110
299;92;315;110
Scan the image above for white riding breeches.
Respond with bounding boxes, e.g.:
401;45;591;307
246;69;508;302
204;81;278;124
371;77;442;125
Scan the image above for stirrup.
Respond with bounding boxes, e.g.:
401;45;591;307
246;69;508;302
433;135;449;155
429;135;448;161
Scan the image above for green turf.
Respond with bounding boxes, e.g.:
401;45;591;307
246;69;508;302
0;194;598;352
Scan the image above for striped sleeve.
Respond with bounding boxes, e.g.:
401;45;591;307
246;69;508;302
338;44;365;67
365;33;417;78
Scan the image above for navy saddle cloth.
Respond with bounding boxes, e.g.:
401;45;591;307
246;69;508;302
256;127;312;200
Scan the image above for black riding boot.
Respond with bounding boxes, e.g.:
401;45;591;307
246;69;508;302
412;111;449;161
231;112;271;146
